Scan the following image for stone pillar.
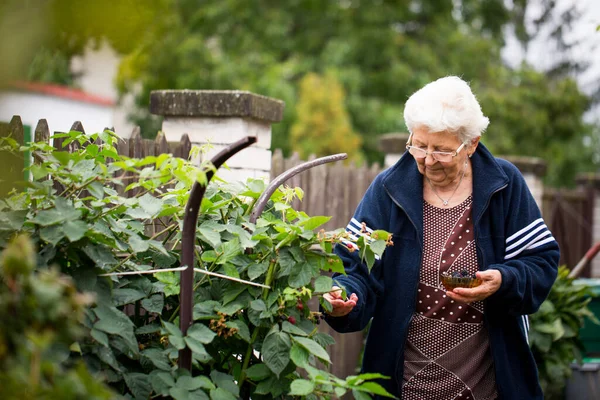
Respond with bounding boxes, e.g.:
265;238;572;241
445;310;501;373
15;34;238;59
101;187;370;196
379;132;410;168
576;173;600;277
150;90;285;183
501;156;547;211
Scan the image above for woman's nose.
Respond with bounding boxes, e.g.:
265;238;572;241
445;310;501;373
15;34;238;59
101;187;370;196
424;153;437;166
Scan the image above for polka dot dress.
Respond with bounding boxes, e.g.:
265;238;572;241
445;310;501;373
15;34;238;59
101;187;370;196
402;197;498;400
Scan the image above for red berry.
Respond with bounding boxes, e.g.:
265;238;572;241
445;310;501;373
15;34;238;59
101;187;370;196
297;303;304;311
287;316;296;325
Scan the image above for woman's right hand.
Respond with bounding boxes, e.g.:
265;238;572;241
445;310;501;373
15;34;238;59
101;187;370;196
322;286;358;317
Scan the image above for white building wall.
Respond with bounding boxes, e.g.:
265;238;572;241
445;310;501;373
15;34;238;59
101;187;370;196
0;91;114;135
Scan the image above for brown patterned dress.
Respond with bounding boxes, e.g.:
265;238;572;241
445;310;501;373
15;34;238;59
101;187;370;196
402;196;498;400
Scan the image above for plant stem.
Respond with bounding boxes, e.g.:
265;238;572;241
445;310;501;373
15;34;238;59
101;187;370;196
238;327;260;389
239;259;277;389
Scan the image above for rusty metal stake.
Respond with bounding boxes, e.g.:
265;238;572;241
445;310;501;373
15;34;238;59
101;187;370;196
249;153;347;224
179;136;256;370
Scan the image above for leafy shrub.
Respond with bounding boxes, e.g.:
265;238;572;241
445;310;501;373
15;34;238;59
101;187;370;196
0;130;393;399
0;234;114;399
529;266;599;399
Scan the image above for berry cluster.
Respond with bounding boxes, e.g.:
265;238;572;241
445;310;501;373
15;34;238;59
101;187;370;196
447;270;477;279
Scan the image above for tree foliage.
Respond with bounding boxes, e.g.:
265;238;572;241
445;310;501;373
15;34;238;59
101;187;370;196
291;73;362;160
4;0;598;186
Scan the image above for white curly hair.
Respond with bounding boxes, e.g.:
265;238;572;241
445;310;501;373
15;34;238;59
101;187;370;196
403;76;490;143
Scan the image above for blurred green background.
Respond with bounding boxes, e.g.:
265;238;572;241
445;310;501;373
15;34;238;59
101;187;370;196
0;0;598;187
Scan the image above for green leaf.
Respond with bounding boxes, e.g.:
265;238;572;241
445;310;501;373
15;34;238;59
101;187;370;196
97;346;121;371
141;293;164;313
177;376;213;391
217;302;244;316
112;288;147;306
126;207;151;219
141;348;171;371
210;388;236;400
31;203;80;226
40;225;65;245
244;364;272;381
187;323;217;344
136;323;161;335
299;216;331;231
225;224;259;248
226;320;250;342
293;336;331;364
139;193;164;216
290;343;310;368
370;239;387;256
223;263;240;279
199;221;223;248
83;243;117;268
129;235;150;253
88;181;105;199
124;373;152;399
262;332;292;377
52;151;70;165
353;382;395;398
352;389;372;400
91;328;109;347
185;337;211;361
216;238;242;264
254;376;276;395
0;210;26;231
250;299;267;312
314;275;333;293
93;306;135;334
150;371;175;396
289;262;318;288
289;379;315;396
346;373;388;386
282;321;308;336
210;371;239;397
163;320;186;349
170;387;192;400
63;220;88;242
248;260;269;281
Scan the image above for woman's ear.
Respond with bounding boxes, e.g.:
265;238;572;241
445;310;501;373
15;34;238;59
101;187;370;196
468;137;481;157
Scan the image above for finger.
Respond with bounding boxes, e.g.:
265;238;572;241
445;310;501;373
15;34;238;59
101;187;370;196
446;291;476;304
452;287;485;298
349;293;358;302
328;298;349;308
323;293;335;303
475;271;494;281
329;286;343;299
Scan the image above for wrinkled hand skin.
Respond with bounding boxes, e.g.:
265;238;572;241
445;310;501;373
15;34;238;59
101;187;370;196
323;285;358;317
446;270;502;304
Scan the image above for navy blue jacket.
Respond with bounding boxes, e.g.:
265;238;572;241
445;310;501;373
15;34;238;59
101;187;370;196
325;144;559;399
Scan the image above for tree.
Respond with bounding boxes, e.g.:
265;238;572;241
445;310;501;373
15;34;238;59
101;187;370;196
290;73;362;161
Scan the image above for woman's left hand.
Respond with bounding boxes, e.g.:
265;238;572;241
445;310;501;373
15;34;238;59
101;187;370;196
446;270;502;304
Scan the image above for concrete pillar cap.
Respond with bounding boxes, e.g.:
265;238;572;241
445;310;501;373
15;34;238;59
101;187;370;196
150;90;285;123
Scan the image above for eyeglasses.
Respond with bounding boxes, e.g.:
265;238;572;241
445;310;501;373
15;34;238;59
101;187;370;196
405;133;465;163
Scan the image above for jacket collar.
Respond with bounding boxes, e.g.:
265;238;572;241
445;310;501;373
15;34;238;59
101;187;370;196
382;142;509;238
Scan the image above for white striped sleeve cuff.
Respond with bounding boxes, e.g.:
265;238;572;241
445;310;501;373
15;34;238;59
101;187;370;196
505;218;556;260
341;219;380;260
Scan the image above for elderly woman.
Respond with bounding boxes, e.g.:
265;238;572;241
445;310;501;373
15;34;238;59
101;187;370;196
323;76;559;400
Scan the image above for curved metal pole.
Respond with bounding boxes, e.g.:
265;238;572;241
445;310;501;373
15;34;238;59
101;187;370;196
179;136;257;369
569;241;600;279
249;153;347;224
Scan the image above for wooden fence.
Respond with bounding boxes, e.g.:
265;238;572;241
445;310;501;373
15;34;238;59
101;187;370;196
543;188;594;276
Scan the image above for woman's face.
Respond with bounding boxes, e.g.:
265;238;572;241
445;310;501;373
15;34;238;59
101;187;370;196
410;127;477;187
